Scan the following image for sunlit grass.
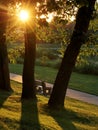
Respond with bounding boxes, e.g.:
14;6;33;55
0;81;98;130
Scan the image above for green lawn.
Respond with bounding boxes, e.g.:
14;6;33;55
0;81;98;130
69;73;98;96
9;64;98;96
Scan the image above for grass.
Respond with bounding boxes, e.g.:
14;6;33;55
9;64;57;83
69;72;98;96
0;81;98;130
9;64;98;96
9;64;23;75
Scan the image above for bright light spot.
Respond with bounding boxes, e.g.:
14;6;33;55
19;10;29;22
70;16;75;22
40;13;54;23
36;2;40;7
40;14;46;19
47;13;54;23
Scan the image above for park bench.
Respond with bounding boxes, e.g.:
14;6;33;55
35;80;52;95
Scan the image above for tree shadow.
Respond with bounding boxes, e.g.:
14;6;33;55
20;99;41;130
42;105;77;130
0;89;12;109
0;89;13;129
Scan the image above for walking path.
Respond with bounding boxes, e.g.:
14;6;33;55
10;73;98;106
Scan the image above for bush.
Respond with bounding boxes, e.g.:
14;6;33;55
51;59;61;69
40;56;49;66
74;61;98;75
17;57;24;64
36;47;58;60
8;47;24;64
36;56;49;66
35;58;61;69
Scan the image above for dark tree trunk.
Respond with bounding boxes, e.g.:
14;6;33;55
21;27;36;99
0;9;11;91
48;1;96;108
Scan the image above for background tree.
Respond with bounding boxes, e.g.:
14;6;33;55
48;0;96;109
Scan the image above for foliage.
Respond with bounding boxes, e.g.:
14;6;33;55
59;14;98;64
76;16;98;64
36;45;59;59
6;0;94;67
8;47;24;64
7;43;60;64
33;1;98;70
75;57;98;75
36;20;68;45
36;58;61;69
47;0;78;21
6;26;24;44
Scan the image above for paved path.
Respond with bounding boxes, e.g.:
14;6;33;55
10;73;98;106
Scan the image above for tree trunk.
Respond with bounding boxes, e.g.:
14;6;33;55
0;9;11;91
21;27;36;99
48;1;96;109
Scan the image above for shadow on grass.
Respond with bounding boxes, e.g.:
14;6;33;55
20;99;41;130
42;105;77;130
0;89;12;108
0;89;13;129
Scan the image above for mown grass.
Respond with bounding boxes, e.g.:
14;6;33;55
69;72;98;96
9;64;98;96
0;81;98;130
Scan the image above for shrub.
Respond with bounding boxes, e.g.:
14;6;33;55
51;59;61;69
40;56;49;66
8;47;24;64
35;58;61;69
74;61;98;75
17;57;24;64
36;47;58;60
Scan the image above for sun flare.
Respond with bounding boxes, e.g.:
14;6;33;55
19;10;29;22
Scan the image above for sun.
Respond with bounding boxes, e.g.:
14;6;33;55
19;10;29;22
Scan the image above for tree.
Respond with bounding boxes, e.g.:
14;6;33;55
48;0;96;109
21;0;50;99
21;26;36;99
0;8;11;91
20;0;37;98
